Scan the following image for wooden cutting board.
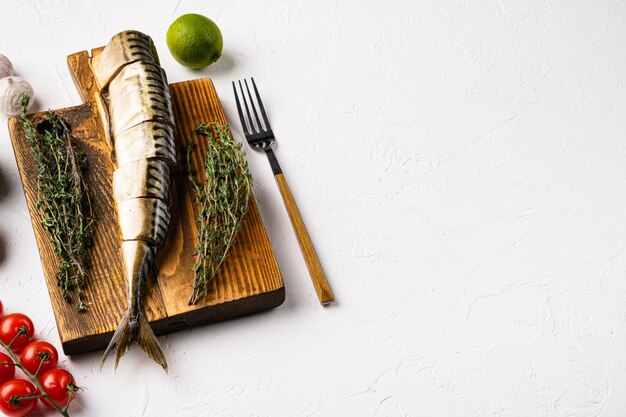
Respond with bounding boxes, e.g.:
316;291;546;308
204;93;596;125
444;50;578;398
7;48;285;355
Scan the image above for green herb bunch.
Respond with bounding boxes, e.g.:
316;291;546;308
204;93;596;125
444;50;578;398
18;94;94;312
185;122;253;304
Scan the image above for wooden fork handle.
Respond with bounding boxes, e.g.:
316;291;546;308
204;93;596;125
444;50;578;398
265;149;334;305
274;173;335;305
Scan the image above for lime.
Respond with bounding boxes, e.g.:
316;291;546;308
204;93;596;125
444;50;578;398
166;14;223;69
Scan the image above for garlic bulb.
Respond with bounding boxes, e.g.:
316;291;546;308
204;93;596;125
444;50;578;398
0;76;34;116
0;54;13;80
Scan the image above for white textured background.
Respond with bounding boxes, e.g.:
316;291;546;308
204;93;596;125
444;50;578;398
0;0;625;416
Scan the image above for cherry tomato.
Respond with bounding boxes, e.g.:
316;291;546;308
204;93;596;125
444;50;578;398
0;300;4;318
0;353;15;385
38;368;76;409
19;341;58;376
0;379;37;417
0;314;34;354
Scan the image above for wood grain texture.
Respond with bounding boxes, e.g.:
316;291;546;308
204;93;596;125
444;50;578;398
274;174;334;305
7;48;284;355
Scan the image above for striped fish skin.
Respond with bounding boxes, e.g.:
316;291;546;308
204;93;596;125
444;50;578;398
117;197;171;248
114;121;176;167
108;61;173;136
112;159;171;204
92;30;159;90
98;30;174;372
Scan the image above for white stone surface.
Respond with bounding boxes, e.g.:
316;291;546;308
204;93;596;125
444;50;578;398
0;0;625;415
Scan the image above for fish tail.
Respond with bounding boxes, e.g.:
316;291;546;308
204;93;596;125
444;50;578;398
100;242;168;372
136;311;167;371
99;309;168;372
100;310;133;370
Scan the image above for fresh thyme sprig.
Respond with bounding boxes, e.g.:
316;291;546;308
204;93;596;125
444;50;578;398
185;122;253;304
18;94;94;312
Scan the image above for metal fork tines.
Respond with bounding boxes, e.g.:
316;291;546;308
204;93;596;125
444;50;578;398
233;78;275;150
232;78;335;306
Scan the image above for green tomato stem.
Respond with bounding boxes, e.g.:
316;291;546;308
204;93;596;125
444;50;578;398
0;339;71;417
7;327;26;349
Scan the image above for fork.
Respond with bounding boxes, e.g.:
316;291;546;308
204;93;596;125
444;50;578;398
232;78;335;306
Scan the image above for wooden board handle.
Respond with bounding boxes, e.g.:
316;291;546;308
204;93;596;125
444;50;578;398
274;173;335;305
